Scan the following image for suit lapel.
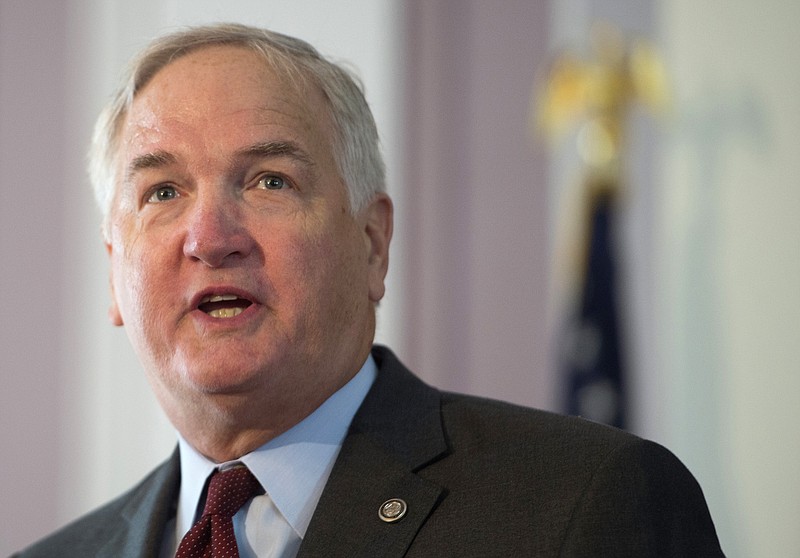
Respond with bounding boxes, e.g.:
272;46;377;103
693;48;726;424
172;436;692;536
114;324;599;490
298;347;449;558
98;448;181;558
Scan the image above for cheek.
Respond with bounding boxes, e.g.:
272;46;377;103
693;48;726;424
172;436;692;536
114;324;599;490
112;243;170;333
271;235;331;302
271;222;361;309
311;227;368;309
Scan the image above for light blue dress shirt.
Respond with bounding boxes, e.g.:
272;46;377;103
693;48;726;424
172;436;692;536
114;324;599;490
160;355;377;557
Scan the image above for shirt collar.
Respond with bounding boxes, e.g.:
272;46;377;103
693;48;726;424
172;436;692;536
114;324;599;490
176;354;377;538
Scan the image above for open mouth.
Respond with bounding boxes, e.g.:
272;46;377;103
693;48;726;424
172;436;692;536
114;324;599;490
198;294;253;318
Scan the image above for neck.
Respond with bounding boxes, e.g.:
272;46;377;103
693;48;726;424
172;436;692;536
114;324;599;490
171;387;332;462
162;344;373;462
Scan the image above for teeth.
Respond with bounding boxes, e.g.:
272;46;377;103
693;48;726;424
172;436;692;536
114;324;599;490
208;307;244;319
202;294;240;303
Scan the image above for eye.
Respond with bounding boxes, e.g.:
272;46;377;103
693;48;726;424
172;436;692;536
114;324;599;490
147;185;179;203
255;174;287;190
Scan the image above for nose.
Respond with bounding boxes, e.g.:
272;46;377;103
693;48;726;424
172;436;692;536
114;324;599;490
182;193;254;267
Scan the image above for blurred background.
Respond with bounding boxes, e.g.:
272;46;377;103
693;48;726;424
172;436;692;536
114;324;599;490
1;0;798;556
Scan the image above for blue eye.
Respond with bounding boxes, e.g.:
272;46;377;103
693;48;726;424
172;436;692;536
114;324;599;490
147;185;178;203
257;175;286;190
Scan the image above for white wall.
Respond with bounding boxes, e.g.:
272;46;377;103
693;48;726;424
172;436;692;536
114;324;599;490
398;0;553;412
659;2;800;555
0;1;71;551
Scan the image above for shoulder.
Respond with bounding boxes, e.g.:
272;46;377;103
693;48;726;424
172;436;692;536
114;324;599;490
435;390;674;490
440;389;650;466
14;494;132;557
432;394;723;554
372;345;687;480
438;392;714;510
14;453;179;558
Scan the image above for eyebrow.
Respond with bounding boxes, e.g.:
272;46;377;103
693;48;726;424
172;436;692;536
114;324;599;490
124;150;178;181
234;140;315;167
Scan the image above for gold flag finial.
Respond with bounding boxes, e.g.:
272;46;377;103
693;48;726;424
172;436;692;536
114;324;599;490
536;22;668;180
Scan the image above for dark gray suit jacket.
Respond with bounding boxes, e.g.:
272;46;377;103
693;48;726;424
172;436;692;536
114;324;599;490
15;346;724;557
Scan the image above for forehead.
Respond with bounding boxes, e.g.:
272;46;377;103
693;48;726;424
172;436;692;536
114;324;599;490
119;45;334;158
136;44;318;107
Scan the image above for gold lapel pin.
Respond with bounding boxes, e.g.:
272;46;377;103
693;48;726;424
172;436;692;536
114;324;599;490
378;498;407;523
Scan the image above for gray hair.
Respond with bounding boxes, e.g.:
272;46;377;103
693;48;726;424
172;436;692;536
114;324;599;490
89;23;385;236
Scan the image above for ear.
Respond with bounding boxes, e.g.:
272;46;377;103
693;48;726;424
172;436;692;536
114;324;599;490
362;193;393;303
105;242;124;327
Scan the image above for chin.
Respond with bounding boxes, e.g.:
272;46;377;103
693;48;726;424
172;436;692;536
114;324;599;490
168;359;263;394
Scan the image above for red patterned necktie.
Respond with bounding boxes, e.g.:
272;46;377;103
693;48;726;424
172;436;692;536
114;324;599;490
175;466;262;558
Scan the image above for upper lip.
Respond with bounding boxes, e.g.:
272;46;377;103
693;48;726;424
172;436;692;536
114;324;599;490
200;293;243;304
190;286;260;311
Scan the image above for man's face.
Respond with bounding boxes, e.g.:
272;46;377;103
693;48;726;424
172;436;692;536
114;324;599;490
106;46;391;428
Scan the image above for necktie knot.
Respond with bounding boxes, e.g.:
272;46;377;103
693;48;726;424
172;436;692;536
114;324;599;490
175;465;261;558
202;466;261;519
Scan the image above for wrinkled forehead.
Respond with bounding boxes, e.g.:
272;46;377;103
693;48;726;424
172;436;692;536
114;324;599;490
112;45;337;171
115;44;332;149
135;42;318;104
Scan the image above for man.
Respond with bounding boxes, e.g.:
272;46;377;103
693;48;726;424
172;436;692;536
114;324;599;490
16;23;724;557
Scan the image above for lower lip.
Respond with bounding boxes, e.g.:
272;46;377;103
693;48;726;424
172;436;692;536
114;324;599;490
190;303;260;326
